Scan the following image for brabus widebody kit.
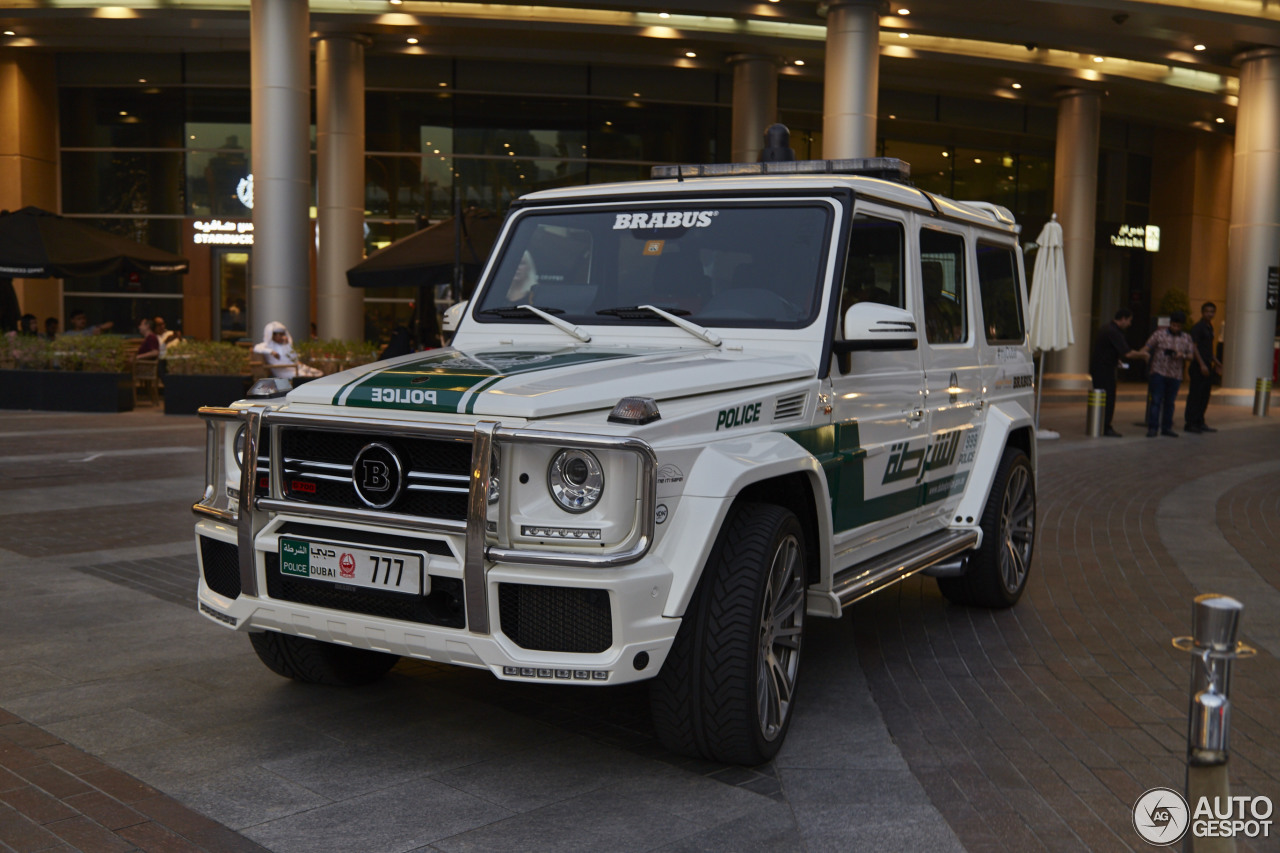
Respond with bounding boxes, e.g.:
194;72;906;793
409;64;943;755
194;151;1037;765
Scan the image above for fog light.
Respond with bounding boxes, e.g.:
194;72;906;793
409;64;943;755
522;525;602;541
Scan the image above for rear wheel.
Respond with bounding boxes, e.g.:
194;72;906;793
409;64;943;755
650;503;806;765
249;631;400;686
938;447;1035;608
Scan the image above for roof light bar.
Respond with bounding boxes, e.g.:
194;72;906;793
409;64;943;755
651;157;911;183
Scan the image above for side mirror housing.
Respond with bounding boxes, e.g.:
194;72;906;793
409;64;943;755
832;302;919;373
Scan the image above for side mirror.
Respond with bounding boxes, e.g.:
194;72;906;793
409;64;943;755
442;300;469;333
832;302;919;373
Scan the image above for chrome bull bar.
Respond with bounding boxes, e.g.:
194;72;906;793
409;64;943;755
194;406;658;636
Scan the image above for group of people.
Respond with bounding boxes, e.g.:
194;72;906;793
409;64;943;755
1090;302;1221;438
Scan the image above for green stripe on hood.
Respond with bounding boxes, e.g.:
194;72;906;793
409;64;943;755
336;348;630;413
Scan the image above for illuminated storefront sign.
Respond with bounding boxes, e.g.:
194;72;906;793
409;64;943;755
194;220;254;245
1110;223;1160;252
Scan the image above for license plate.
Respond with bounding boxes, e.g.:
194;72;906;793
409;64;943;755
278;537;426;596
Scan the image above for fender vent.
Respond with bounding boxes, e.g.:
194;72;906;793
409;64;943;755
773;393;806;421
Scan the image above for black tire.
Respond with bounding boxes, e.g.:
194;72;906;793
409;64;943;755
249;631;400;686
938;447;1035;608
650;502;807;765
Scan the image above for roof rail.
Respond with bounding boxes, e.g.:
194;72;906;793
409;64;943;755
650;157;911;183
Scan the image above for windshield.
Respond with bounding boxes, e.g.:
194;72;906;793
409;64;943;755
473;200;834;329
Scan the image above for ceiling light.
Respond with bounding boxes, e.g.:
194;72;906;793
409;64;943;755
438;81;447;87
1194;44;1206;51
1216;117;1225;123
658;11;669;17
138;78;147;83
888;114;896;119
941;151;949;157
1012;82;1022;89
898;32;909;38
633;92;641;97
119;111;128;116
897;8;910;14
1093;56;1104;62
794;59;805;66
2;30;14;36
407;37;419;44
390;0;402;4
974;158;982;164
684;51;696;58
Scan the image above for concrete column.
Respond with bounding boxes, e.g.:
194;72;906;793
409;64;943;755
1046;88;1102;383
316;35;366;341
822;0;879;159
0;51;59;324
1223;48;1280;392
730;55;779;163
250;0;311;343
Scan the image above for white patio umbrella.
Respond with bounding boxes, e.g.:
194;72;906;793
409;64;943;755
1027;213;1072;439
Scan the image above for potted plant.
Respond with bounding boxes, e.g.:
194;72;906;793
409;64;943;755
0;334;134;412
163;340;251;415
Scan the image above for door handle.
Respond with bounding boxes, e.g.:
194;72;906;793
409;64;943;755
908;408;925;422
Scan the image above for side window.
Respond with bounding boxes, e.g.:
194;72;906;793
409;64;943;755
919;229;967;345
841;214;905;316
976;241;1025;343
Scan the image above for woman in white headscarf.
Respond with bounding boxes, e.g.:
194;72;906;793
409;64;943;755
254;321;322;378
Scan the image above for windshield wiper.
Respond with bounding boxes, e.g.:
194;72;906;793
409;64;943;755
596;304;721;347
478;306;566;318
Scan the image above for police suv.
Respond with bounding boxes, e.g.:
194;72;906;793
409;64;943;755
193;149;1037;765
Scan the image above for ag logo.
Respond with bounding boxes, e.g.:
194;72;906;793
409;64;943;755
352;442;404;510
1133;787;1189;846
338;553;356;578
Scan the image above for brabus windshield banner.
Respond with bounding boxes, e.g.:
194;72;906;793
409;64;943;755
613;211;718;229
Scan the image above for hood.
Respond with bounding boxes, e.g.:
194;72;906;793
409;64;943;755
288;345;815;419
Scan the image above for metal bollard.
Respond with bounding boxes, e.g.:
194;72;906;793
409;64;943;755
1172;595;1257;853
1254;377;1271;417
1085;388;1106;437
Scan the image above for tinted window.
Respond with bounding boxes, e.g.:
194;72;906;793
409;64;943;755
919;228;967;345
474;202;833;329
977;241;1025;343
842;214;905;315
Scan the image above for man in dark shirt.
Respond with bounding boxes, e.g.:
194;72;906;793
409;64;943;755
1183;301;1221;433
1090;308;1146;437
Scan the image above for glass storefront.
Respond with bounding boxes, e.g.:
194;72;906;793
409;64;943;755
55;52;1088;343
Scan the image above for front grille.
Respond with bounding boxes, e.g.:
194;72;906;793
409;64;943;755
199;536;241;598
264;553;465;628
276;427;471;521
498;584;612;653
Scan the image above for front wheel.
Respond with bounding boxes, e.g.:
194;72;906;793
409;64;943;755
650;503;807;765
938;447;1035;608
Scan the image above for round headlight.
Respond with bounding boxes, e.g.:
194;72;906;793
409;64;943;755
233;424;247;469
548;449;604;513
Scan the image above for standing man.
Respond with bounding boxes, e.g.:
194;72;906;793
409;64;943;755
1183;302;1221;433
1138;310;1196;438
1089;308;1147;437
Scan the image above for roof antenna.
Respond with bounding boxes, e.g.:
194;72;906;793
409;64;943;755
676;163;684;182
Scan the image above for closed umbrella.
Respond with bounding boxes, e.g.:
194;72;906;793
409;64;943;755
1027;213;1072;438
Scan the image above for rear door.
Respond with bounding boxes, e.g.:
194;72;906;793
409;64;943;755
916;225;984;527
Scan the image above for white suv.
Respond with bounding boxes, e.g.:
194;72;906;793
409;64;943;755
193;154;1037;765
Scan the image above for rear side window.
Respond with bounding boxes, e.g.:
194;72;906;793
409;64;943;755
976;242;1025;343
919;229;966;345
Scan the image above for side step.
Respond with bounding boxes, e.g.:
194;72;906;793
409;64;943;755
828;529;978;610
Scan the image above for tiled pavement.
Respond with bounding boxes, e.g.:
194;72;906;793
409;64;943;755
0;394;1277;852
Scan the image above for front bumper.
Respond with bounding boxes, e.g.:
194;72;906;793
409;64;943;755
193;407;676;685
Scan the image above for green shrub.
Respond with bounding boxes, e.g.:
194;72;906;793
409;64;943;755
165;340;249;375
294;339;380;375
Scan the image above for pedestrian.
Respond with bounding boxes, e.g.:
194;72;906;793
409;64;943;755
65;309;113;336
43;317;59;339
253;321;322;379
1089;308;1147;437
1138;310;1196;437
1183;301;1221;433
135;318;160;361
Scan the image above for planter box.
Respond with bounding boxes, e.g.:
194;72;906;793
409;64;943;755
164;373;251;415
0;369;134;413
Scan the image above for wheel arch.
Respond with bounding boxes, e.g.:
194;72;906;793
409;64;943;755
656;432;833;618
951;400;1036;541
